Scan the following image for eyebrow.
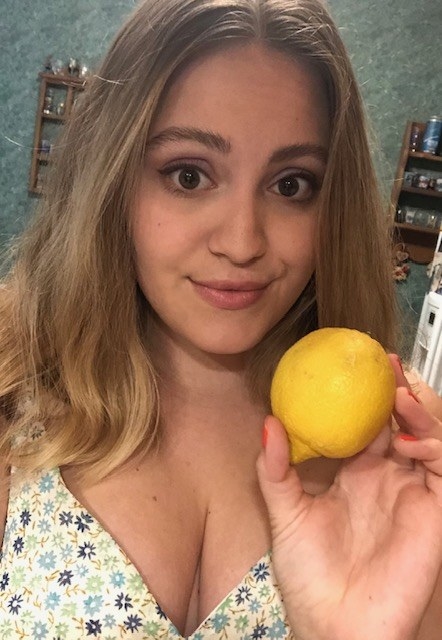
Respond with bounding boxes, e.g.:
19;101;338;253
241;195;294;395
147;127;231;154
146;126;328;164
269;143;328;165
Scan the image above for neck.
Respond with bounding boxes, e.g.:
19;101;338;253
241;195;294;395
144;319;267;460
148;318;262;411
144;316;340;494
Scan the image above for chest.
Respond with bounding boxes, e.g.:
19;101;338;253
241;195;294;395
3;472;285;640
61;443;272;636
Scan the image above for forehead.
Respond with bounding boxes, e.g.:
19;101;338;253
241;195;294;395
150;43;330;146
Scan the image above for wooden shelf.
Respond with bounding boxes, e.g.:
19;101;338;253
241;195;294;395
391;121;442;264
395;222;441;236
42;112;66;122
393;223;439;264
401;186;442;199
39;71;85;85
28;71;86;195
409;151;442;163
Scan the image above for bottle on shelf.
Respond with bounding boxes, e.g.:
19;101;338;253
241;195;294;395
421;117;442;155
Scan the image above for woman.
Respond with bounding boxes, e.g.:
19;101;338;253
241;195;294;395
1;0;442;638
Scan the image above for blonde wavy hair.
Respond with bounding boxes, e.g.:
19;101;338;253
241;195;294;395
0;0;397;480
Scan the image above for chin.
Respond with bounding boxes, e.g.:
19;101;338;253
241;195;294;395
191;330;267;357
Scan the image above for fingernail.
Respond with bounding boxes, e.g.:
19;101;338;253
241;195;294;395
395;355;404;376
262;424;268;449
407;388;421;403
399;433;418;441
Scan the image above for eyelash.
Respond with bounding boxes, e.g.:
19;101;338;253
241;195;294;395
158;162;320;202
158;163;212;198
270;171;320;202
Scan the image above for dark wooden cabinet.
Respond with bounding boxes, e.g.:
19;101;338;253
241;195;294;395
28;72;85;195
391;120;442;264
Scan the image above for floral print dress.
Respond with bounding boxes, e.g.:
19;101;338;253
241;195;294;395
0;466;294;639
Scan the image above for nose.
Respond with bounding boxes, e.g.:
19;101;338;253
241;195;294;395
208;190;267;265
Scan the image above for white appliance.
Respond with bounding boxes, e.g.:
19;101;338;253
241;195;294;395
411;291;442;395
411;232;442;395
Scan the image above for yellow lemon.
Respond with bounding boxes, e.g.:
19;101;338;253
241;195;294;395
270;328;396;463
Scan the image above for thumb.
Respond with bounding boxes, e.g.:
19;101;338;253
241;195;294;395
256;415;307;532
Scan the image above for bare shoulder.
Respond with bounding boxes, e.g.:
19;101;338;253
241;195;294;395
405;369;442;421
0;460;9;541
0;415;10;544
0;284;14;542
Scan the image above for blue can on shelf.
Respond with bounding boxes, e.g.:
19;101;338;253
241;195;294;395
422;117;442;154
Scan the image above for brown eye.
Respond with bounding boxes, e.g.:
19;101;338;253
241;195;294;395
178;168;201;189
270;172;316;202
159;163;213;194
278;175;301;197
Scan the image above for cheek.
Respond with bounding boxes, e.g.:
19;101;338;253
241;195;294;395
278;216;317;271
131;210;171;266
132;221;154;271
131;216;162;296
131;211;194;295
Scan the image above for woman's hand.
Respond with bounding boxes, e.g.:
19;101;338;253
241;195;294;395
392;355;442;490
256;355;442;640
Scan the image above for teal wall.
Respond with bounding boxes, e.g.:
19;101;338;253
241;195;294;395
1;0;441;344
0;0;131;243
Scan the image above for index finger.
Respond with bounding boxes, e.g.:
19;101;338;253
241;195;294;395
395;382;442;440
388;353;413;391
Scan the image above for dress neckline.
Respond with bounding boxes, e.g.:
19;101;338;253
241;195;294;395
51;466;272;638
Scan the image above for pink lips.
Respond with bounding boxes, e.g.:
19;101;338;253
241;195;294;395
191;279;269;310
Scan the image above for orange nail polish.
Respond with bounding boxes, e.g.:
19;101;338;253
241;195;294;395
262;424;268;448
399;433;418;441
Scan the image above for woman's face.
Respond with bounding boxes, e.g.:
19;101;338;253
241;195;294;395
132;43;329;356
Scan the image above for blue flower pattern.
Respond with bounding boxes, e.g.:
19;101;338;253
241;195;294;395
0;467;294;638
